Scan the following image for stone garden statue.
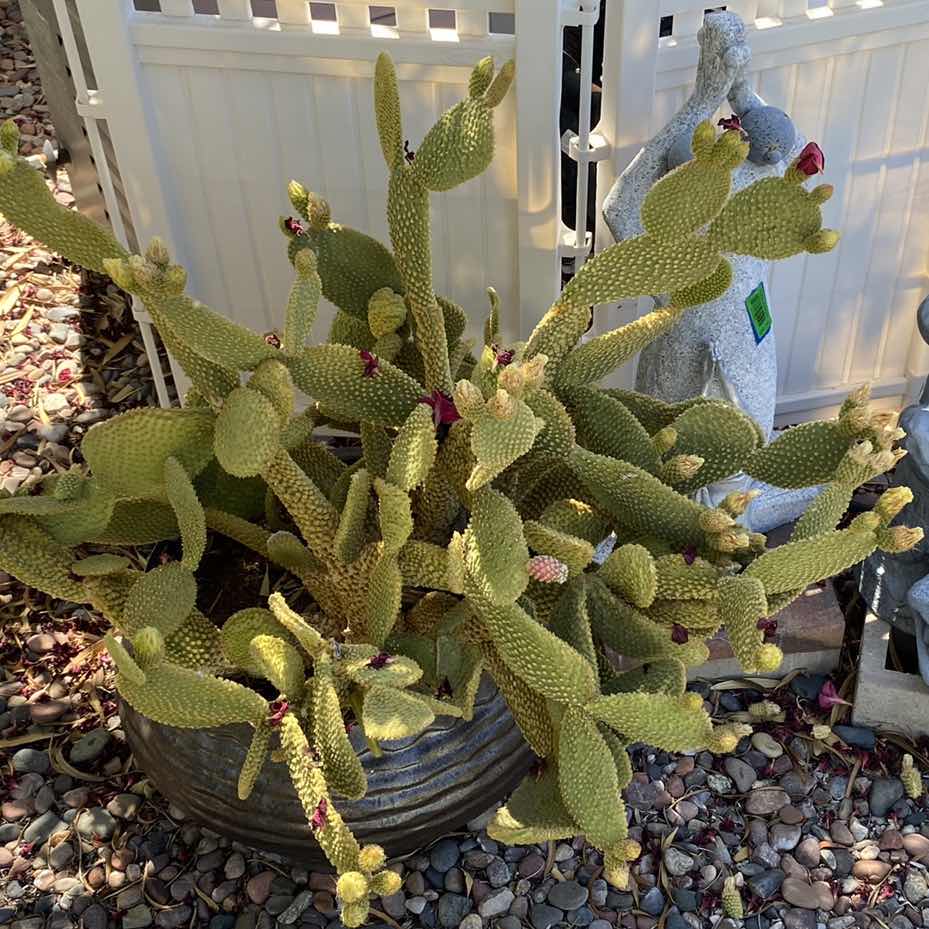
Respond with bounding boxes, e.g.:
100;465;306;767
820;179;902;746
860;297;929;684
602;11;821;531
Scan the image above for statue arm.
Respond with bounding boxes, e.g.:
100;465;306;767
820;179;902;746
602;12;751;242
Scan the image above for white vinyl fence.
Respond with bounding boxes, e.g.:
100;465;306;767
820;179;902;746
59;0;929;422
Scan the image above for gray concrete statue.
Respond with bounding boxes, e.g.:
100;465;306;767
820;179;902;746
601;11;821;531
860;297;929;684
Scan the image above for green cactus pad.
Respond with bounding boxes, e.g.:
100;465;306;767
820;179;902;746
82;408;215;498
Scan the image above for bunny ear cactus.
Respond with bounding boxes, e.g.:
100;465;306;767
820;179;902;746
0;61;918;919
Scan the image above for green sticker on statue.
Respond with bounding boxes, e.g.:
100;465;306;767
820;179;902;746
746;282;772;344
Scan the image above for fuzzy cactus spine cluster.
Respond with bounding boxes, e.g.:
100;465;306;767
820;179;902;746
0;53;920;924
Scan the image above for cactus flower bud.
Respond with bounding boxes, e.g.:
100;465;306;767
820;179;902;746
453;379;485;419
879;525;924;553
671;623;689;644
486;388;517;420
527;555;569;584
145;237;171;267
497;365;525;397
358;845;386;872
902;754;923;800
795;141;825;176
876;486;914;522
336;872;369;904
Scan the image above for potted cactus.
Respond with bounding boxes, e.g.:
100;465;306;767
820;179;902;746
0;54;920;926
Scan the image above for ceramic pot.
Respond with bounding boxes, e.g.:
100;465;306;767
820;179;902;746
121;677;533;866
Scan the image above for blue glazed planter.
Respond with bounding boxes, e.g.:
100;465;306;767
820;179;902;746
121;676;533;867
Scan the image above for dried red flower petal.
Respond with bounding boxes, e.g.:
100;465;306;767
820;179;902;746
267;699;289;727
310;797;328;831
264;332;281;348
57;369;72;384
795;141;825;176
718;114;743;133
419;390;461;428
671;623;690;645
284;217;306;236
359;349;380;378
817;679;851;710
756;616;778;641
368;652;392;670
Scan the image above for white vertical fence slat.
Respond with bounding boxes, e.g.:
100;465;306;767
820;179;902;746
159;0;195;16
277;0;311;27
72;0;191;395
512;0;563;339
217;0;253;21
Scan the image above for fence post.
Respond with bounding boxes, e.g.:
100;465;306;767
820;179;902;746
591;0;659;383
513;0;564;338
73;0;188;397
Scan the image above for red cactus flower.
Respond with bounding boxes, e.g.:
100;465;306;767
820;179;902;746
671;623;689;644
492;344;514;367
718;114;743;133
284;217;306;236
817;679;851;710
682;545;697;566
264;332;281;348
267;699;289;727
368;652;392;670
795;141;825;176
359;349;380;378
756;616;778;641
310;797;328;831
419;390;461;428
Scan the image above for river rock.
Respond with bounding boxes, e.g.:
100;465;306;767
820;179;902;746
11;748;49;774
548;881;588;910
69;728;111;765
745;787;789;815
781;878;834;910
870;778;905;817
724;757;757;792
479;888;515;918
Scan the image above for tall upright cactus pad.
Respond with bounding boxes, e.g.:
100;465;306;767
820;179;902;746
0;54;917;917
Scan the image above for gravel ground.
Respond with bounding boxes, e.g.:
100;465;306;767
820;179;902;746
5;4;929;929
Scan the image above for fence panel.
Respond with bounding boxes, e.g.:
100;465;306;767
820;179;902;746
597;0;929;422
71;0;563;388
